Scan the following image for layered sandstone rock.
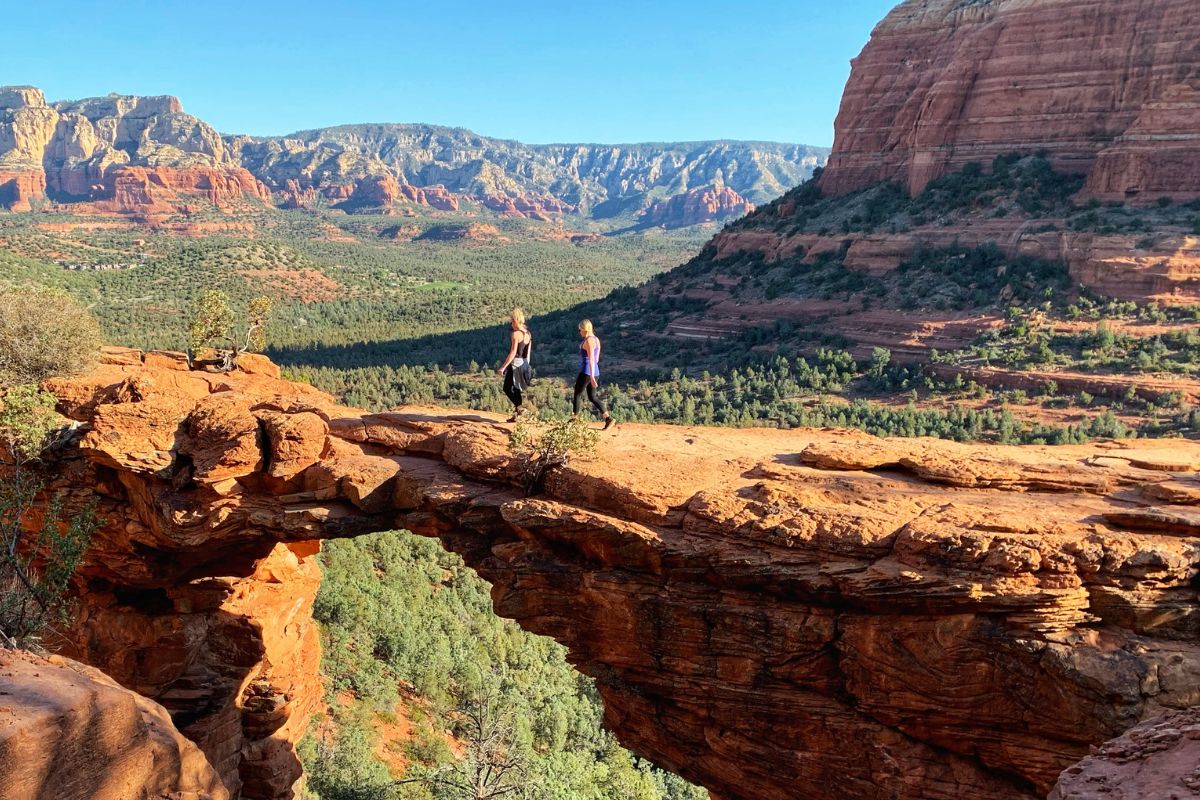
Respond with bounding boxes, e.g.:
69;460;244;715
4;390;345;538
1;88;826;220
0;649;228;800
28;349;1200;800
0;169;46;212
334;175;461;214
820;0;1200;201
237;125;824;214
0;88;273;214
479;192;572;220
638;185;755;229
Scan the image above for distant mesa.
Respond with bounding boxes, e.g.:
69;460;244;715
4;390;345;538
0;85;828;222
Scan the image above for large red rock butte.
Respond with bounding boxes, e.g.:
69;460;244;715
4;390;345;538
819;0;1200;202
12;348;1200;800
0;87;272;216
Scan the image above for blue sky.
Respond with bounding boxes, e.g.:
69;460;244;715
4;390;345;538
4;0;897;146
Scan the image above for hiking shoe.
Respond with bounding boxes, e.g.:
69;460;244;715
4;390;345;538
602;416;616;431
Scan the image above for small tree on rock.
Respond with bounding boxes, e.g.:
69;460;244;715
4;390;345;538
0;290;103;647
508;416;599;494
187;290;273;371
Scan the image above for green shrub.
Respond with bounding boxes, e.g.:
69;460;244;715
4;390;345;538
0;286;102;387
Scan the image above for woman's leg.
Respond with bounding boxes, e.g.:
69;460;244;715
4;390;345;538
586;381;608;417
572;373;588;415
503;367;522;408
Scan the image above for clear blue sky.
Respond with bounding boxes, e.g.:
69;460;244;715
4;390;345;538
4;0;897;146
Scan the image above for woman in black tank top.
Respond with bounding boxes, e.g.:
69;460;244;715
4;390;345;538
498;307;533;421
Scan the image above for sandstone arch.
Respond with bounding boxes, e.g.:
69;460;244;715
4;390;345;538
24;348;1200;800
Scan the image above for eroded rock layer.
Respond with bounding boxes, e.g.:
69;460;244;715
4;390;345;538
29;348;1200;800
820;0;1200;201
638;185;755;229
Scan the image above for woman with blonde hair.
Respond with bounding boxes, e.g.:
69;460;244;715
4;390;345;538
574;319;614;430
497;307;533;422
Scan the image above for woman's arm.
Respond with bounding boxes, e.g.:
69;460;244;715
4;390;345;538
526;337;533;365
497;331;519;375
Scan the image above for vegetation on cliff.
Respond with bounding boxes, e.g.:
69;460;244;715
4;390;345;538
0;288;100;646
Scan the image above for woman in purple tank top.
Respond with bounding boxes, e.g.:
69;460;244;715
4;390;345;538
574;319;614;430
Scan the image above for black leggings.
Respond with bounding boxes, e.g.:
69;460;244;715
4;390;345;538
503;367;523;409
573;373;607;417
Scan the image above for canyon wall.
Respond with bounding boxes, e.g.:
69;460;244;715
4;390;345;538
820;0;1200;201
22;349;1200;800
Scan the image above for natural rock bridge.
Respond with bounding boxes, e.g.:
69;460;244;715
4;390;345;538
11;349;1200;800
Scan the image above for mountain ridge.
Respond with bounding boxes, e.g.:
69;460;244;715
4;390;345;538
0;86;827;226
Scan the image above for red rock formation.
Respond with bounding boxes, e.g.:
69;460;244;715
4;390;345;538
639;185;755;228
416;223;508;243
339;175;461;213
278;179;317;209
820;0;1200;202
0;169;46;212
89;166;273;216
479;193;573;220
319;184;355;201
0;87;273;216
0;649;229;800
399;183;459;211
1049;707;1200;799
29;349;1200;800
348;174;401;208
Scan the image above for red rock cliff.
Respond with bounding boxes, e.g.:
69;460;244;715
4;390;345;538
820;0;1200;201
0;87;272;215
23;349;1200;800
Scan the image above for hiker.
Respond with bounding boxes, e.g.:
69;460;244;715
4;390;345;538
574;319;614;430
497;307;533;422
